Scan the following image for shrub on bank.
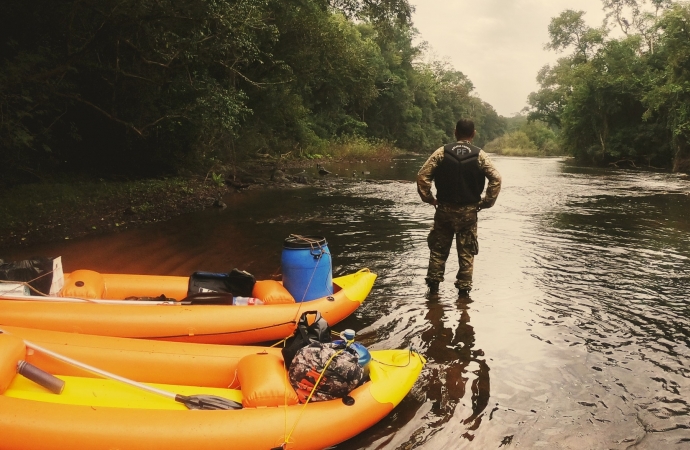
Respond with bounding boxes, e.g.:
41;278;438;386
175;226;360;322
485;131;540;156
301;136;400;161
485;128;563;157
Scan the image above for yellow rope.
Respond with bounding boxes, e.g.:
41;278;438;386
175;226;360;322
281;340;352;448
279;235;335;448
282;345;292;448
270;337;288;348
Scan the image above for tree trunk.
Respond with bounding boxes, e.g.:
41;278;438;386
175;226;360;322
673;140;690;173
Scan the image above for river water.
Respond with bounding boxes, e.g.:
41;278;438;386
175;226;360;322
3;156;690;449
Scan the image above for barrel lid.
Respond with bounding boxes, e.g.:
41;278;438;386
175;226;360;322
283;235;328;249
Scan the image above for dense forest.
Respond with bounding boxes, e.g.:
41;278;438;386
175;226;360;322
526;0;690;172
0;0;505;186
4;0;690;188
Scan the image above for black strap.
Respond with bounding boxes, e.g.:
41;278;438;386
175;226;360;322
297;310;319;342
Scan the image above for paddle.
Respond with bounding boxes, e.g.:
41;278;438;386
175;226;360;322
0;292;235;305
4;331;242;410
17;360;65;394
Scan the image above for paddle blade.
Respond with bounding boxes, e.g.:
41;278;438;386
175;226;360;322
175;394;242;410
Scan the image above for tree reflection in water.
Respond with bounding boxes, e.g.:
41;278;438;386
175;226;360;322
421;293;491;442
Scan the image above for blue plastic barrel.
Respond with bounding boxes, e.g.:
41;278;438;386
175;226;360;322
281;235;333;302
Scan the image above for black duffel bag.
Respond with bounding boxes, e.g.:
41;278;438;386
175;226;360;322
187;268;256;297
282;311;332;367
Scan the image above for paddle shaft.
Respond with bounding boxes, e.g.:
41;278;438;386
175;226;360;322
1;329;240;410
0;293;184;305
21;339;177;400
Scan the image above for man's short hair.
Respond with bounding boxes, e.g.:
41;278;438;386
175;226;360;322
455;119;475;139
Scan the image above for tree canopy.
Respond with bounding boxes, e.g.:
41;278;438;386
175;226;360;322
0;0;505;185
526;0;690;171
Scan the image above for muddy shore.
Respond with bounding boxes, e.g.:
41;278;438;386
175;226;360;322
0;159;336;251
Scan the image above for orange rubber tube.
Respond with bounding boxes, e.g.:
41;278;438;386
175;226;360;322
0;270;376;344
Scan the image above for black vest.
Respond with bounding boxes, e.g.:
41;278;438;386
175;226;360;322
434;142;485;205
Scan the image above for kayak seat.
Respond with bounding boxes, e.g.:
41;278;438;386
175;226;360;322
237;353;299;408
0;333;25;394
61;270;106;299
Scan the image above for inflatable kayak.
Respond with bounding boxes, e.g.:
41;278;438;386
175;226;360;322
0;269;376;344
0;326;425;450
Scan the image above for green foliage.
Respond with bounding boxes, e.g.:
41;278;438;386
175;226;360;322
0;0;273;183
486;118;561;156
526;1;688;171
311;136;398;160
211;172;225;188
485;131;539;156
642;3;690;171
0;0;508;185
522;121;561;154
546;9;606;61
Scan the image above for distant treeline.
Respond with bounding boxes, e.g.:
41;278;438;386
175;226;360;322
526;0;690;172
484;117;562;157
0;0;505;185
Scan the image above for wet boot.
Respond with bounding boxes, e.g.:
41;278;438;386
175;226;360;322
425;279;440;294
456;286;472;306
455;282;471;298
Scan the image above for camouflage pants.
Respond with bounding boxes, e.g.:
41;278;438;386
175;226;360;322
426;203;479;290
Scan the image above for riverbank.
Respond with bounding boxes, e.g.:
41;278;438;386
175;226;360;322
0;156;392;251
0;177;228;250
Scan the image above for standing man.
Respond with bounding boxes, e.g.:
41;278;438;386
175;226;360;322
417;118;502;295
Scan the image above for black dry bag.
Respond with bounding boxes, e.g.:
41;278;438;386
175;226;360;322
282;311;332;367
187;269;256;297
0;257;54;295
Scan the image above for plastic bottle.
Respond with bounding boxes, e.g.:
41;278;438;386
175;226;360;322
341;329;356;341
336;329;371;368
232;296;264;306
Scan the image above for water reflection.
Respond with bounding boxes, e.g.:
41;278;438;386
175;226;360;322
421;294;489;440
339;291;490;450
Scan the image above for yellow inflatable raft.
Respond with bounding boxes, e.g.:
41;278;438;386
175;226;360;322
0;326;424;450
0;269;376;344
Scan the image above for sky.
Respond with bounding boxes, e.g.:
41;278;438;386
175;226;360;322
409;0;608;117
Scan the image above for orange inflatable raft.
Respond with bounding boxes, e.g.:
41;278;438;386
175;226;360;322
0;269;376;344
0;326;425;450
